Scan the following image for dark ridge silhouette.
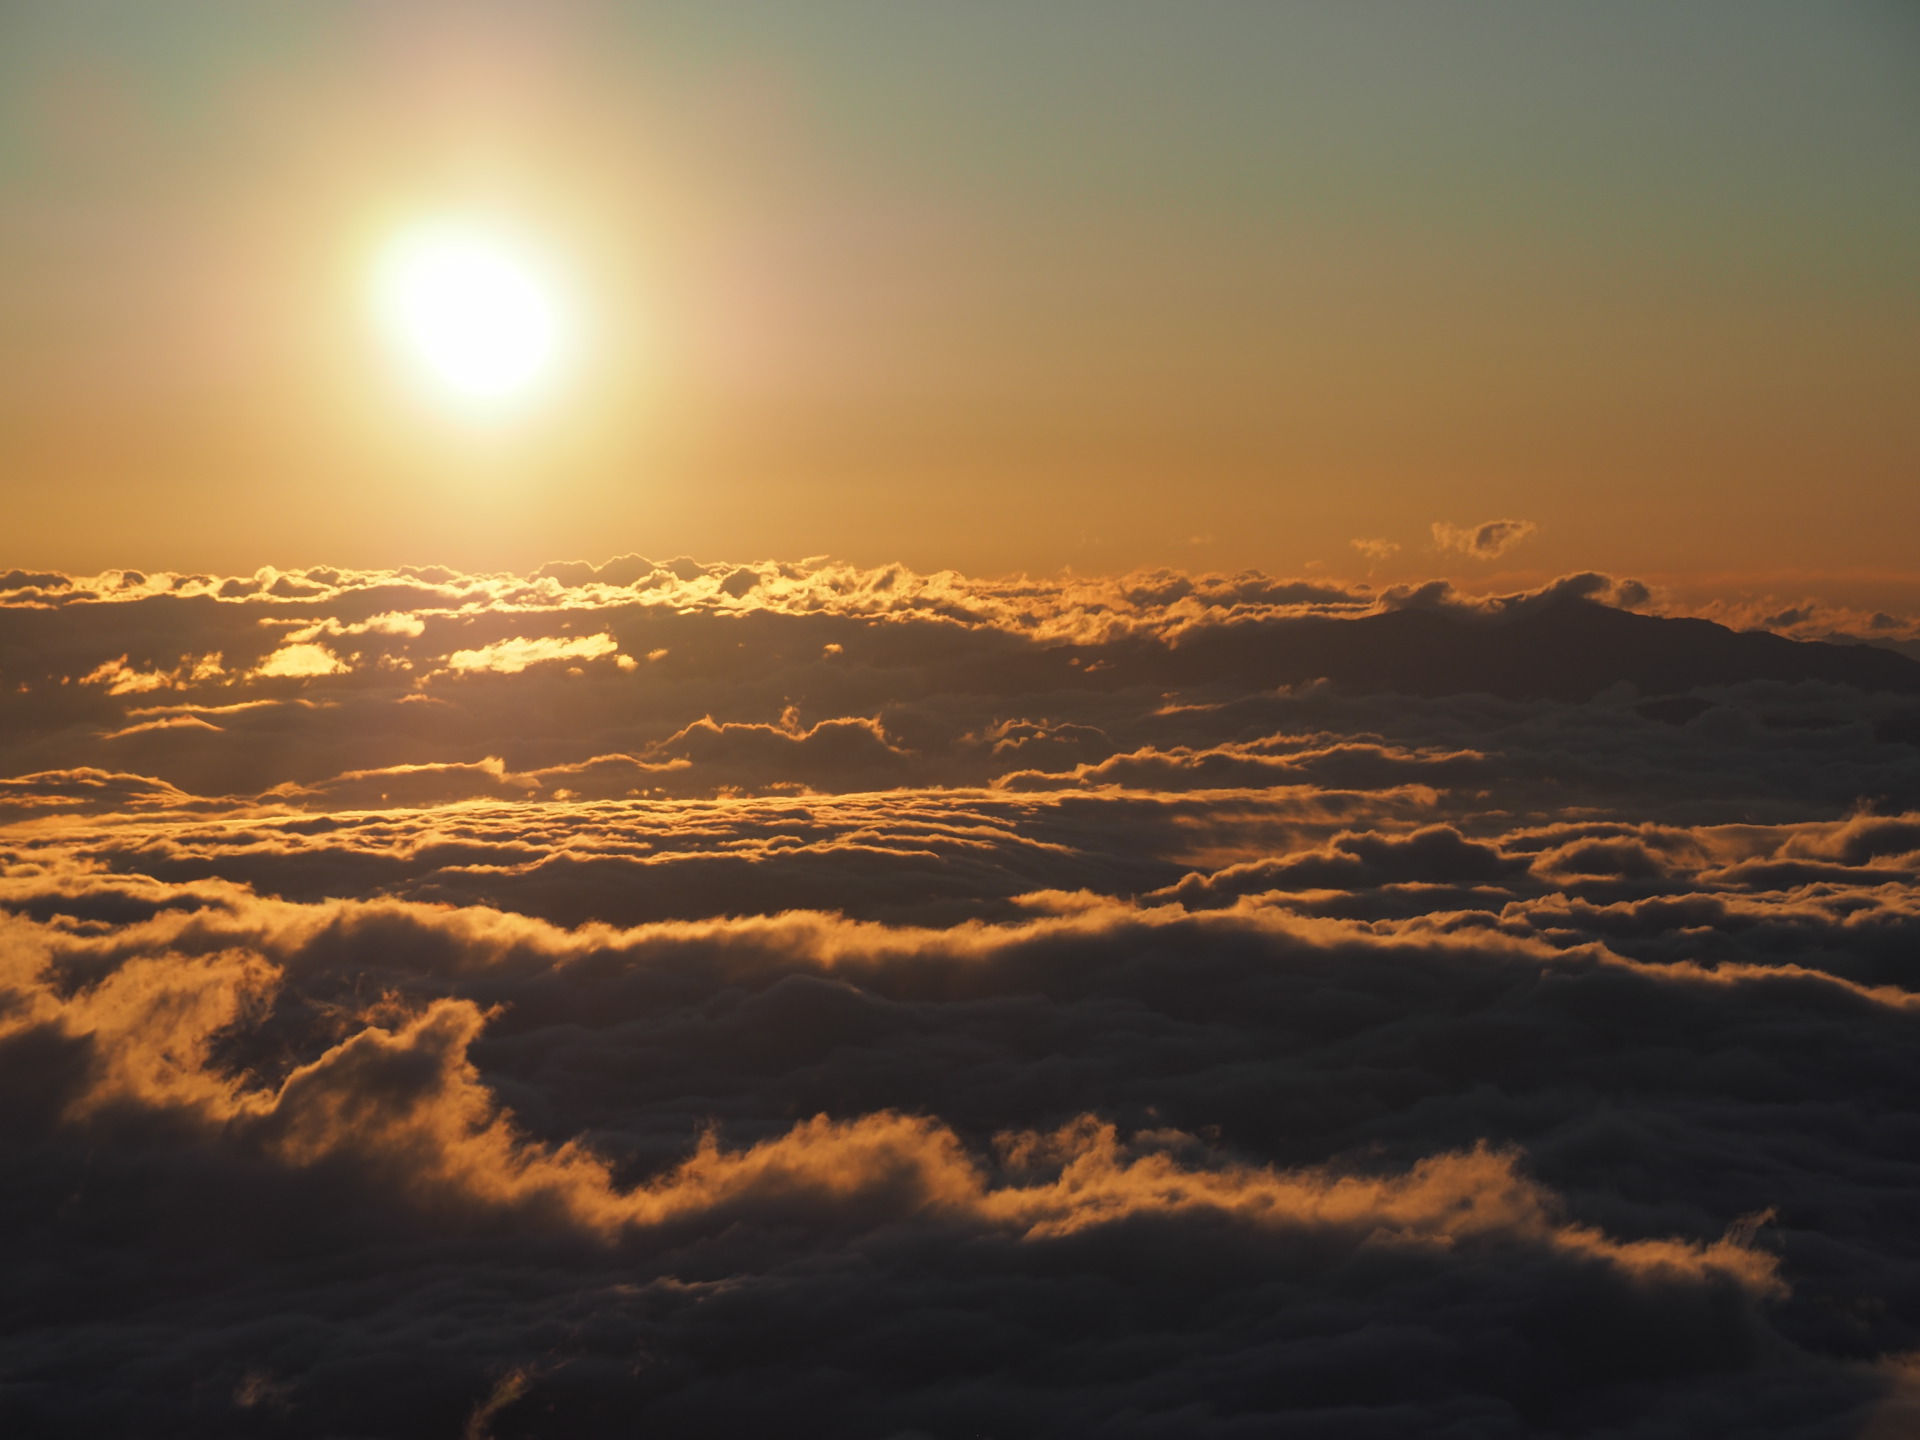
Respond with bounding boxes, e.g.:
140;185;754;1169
1635;696;1718;727
1128;597;1920;700
1878;709;1920;748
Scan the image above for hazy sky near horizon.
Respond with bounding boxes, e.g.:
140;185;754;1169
0;1;1915;582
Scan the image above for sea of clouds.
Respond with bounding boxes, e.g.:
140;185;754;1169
4;557;1920;1437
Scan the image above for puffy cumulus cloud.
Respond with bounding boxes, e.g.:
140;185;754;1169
0;556;1382;647
444;632;622;675
1381;569;1651;619
0;913;1787;1276
0;871;1911;1434
3;558;1920;1434
253;642;348;678
28;553;1868;654
4;559;1914;816
1432;518;1540;559
284;611;428;643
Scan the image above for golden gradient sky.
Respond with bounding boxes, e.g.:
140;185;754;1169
0;1;1916;588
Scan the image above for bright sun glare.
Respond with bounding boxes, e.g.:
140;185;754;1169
373;221;569;406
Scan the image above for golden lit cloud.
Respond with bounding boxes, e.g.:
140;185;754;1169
444;632;620;674
254;643;350;678
80;654;226;694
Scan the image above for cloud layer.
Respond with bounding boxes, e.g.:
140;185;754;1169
3;558;1920;1436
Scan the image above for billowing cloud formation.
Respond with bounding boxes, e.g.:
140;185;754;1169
2;558;1920;1435
1432;518;1539;558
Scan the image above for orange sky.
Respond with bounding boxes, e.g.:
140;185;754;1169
0;2;1916;594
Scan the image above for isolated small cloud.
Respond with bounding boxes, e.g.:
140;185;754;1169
285;612;428;644
445;633;619;675
1431;518;1539;559
1350;537;1401;562
254;643;347;678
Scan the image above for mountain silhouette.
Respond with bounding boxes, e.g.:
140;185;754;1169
1116;597;1920;701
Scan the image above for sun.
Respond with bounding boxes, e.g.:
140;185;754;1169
373;220;571;407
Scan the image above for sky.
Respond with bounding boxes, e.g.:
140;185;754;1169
0;0;1915;589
